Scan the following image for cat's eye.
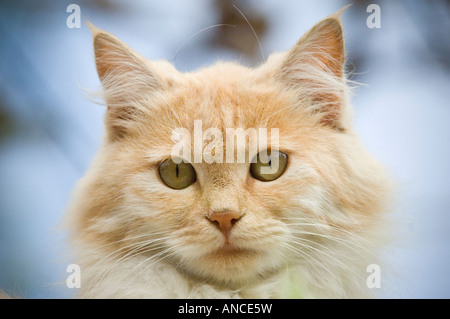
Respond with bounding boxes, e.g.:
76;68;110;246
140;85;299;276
158;159;197;190
250;150;288;182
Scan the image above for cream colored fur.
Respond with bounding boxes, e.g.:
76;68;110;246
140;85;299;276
65;12;391;299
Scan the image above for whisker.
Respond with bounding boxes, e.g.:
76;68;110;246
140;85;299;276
171;24;237;62
87;230;173;251
281;216;371;243
94;236;174;269
287;236;363;280
232;4;265;61
129;243;183;275
89;241;169;288
277;241;336;281
88;231;176;267
288;228;372;257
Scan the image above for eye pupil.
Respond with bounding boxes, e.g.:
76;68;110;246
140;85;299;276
250;150;288;182
175;164;179;178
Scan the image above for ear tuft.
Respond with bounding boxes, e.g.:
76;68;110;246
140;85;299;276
277;12;350;130
86;20;101;37
283;17;345;79
89;25;164;141
92;29;161;87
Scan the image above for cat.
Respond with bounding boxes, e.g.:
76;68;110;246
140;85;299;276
64;10;391;298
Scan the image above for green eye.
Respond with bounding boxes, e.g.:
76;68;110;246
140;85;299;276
158;159;197;190
250;150;288;182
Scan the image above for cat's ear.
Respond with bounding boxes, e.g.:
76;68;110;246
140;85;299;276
277;15;349;130
89;23;165;140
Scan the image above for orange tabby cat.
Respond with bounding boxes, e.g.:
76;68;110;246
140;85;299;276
65;11;391;298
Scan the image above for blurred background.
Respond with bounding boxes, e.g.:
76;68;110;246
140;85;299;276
0;0;449;298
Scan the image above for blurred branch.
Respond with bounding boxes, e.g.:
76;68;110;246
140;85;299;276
0;98;17;140
210;0;268;61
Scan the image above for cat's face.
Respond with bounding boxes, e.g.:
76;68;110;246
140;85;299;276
70;18;389;288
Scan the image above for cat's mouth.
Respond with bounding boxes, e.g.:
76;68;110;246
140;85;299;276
214;244;254;255
208;242;260;260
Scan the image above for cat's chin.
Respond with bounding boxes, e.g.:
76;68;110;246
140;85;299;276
210;244;258;257
179;244;282;286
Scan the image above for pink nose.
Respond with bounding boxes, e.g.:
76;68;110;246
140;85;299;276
208;210;242;241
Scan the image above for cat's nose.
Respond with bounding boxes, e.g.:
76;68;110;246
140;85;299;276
207;210;242;241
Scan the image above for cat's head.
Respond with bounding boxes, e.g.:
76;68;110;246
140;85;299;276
68;14;390;288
